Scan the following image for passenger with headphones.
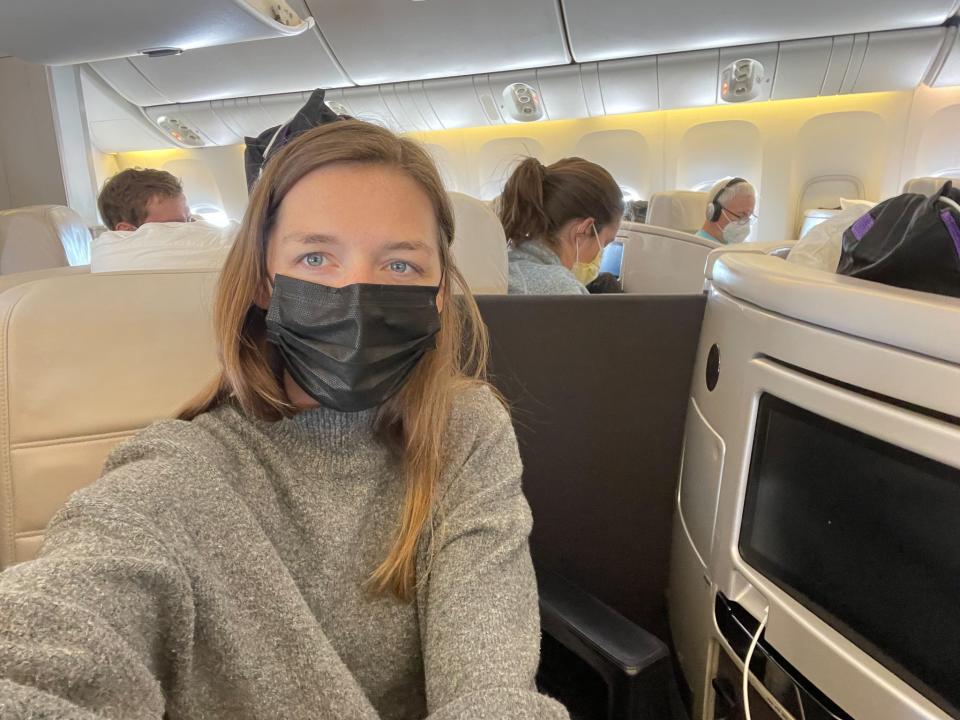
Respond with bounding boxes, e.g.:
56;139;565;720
697;177;758;244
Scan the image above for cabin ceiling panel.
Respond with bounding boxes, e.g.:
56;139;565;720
303;0;571;85
560;0;957;63
598;57;659;116
90;29;350;107
852;27;946;93
0;0;315;66
658;50;719;110
772;38;835;100
931;28;960;86
537;66;591;121
423;78;491;129
80;70;174;152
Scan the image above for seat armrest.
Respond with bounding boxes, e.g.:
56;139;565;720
536;565;669;678
536;565;684;718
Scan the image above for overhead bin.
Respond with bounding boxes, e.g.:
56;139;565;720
560;0;956;63
0;0;314;66
924;26;960;87
302;0;570;85
96;22;956;152
90;30;351;107
851;27;945;93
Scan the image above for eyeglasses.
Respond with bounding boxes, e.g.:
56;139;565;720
721;207;758;225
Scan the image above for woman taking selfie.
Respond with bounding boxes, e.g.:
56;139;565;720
0;121;566;720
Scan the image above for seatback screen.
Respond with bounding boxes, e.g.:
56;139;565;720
740;394;960;716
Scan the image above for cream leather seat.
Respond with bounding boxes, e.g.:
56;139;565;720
0;205;92;275
618;222;719;294
645;191;710;234
0;270;219;568
448;192;508;294
0;265;90;295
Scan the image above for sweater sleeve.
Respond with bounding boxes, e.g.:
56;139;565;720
417;388;568;720
0;484;194;719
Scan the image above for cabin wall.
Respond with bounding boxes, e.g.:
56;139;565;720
407;91;915;242
104;86;960;241
0;58;68;212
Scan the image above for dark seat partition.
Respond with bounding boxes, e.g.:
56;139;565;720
477;294;706;642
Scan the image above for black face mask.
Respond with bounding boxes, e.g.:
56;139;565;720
265;275;442;413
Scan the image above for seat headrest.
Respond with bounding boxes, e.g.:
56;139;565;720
448;192;508;295
618;222;717;294
0;205;92;274
645;191;710;234
902;177;960;196
0;270;219;567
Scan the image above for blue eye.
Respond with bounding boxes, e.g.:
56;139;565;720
389;261;410;273
304;254;324;267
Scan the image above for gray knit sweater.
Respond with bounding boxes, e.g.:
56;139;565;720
507;242;589;296
0;386;568;719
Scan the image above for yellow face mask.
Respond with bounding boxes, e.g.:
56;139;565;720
573;224;603;285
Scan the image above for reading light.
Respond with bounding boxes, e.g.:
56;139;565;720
155;116;204;147
501;83;544;122
720;59;765;103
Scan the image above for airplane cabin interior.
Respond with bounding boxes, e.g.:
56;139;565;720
0;1;959;719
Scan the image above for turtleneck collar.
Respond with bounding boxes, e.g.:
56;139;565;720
258;403;379;453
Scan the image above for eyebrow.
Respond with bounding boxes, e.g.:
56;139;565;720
382;240;432;253
279;233;432;250
280;232;339;246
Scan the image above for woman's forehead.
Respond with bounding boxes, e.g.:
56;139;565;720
274;164;440;244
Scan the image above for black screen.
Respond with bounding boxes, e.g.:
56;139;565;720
740;395;960;716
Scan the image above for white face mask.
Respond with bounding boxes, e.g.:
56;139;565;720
573;225;603;284
722;222;750;244
720;209;752;244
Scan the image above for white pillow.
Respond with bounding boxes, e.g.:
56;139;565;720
839;197;876;211
787;205;868;272
91;220;237;273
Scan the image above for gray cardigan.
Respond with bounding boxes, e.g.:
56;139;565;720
507;241;589;296
0;386;568;719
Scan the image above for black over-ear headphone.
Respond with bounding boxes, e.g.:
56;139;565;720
706;177;746;222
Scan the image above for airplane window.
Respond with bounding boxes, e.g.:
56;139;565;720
191;204;230;228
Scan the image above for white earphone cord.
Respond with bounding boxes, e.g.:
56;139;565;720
742;607;770;720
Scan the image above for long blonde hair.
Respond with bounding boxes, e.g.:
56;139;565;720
180;120;490;600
